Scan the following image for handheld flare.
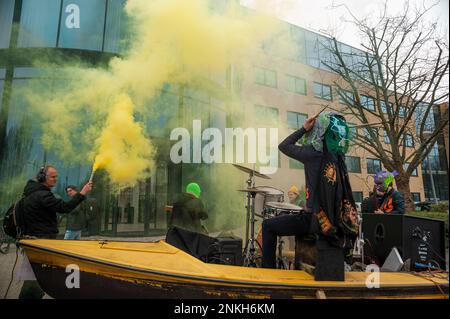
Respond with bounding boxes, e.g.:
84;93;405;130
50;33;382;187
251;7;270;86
89;170;95;183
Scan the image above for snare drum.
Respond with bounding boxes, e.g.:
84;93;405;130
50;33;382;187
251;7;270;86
254;186;284;217
263;202;303;219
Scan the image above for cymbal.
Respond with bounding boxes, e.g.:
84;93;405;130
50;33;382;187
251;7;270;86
237;188;269;193
232;164;271;179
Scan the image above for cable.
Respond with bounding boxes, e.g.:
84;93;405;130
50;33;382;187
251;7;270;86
414;234;447;263
3;243;19;299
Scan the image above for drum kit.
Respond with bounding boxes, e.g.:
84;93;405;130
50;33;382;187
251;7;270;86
233;164;303;268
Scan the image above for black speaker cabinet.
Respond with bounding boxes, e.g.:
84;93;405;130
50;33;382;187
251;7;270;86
362;214;446;271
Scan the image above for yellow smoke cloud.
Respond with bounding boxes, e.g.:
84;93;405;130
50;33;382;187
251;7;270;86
22;0;284;190
91;94;154;186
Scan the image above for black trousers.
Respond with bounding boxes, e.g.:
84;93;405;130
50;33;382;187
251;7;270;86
262;212;312;268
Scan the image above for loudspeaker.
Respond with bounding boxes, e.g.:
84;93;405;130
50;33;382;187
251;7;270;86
362;214;446;271
209;236;243;266
165;227;243;266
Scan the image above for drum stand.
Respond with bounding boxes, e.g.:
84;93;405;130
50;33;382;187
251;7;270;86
352;212;365;265
276;237;289;270
243;173;259;267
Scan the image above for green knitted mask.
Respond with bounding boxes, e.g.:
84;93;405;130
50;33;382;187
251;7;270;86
186;182;201;198
324;116;350;154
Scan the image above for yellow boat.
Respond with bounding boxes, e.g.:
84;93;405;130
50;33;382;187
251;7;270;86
19;239;449;299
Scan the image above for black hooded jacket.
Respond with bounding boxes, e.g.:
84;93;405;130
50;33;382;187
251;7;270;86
21;180;86;237
168;192;208;233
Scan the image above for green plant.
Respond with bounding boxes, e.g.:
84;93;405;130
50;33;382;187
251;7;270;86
430;201;449;213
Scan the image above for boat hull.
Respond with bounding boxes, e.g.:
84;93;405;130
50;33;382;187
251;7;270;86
20;239;449;299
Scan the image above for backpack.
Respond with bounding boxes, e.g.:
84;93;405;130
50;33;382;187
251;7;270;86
2;197;25;239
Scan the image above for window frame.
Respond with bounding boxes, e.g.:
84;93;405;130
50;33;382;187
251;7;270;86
313;82;332;101
285;74;306;95
367;158;382;174
345;156;362;173
361;94;375;111
254;66;278;88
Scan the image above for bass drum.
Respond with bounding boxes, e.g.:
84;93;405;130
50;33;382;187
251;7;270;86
253;186;284;217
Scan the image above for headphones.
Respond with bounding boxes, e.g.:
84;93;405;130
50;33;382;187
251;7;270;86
36;165;50;183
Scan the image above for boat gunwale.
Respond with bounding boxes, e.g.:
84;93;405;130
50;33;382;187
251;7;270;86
19;240;449;292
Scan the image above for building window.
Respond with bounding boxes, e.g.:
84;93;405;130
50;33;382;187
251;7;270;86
286;75;306;95
0;0;15;49
58;0;106;51
367;158;382;174
399;106;407;118
404;163;418;177
18;0;62;48
352;192;363;203
380;101;392;113
338;89;354;105
287;111;307;130
403;134;414;147
411;192;421;202
0;79;4;111
383;130;390;144
347;123;358;139
255;105;279;126
104;0;130;54
364;127;379;139
254;67;277;88
361;95;375;111
313;82;332;100
345;156;361;173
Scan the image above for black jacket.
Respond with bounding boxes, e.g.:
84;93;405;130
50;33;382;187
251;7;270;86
278;127;323;212
66;201;88;231
168;193;208;233
21;180;86;237
362;190;405;215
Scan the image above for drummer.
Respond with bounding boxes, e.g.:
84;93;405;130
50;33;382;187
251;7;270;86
287;185;306;209
261;113;358;269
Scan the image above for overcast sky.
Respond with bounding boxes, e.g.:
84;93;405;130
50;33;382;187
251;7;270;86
240;0;449;50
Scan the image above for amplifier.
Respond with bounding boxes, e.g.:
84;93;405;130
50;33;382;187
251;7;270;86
208;236;243;266
166;227;243;266
362;214;446;271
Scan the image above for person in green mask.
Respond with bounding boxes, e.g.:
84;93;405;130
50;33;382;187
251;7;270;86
263;112;359;270
168;182;208;234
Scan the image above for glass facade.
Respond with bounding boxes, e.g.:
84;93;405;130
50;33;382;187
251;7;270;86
4;0;129;53
18;0;61;48
59;0;106;51
422;140;449;201
104;0;130;53
0;67;232;235
0;0;15;49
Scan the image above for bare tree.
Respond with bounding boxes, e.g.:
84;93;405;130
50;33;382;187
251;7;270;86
321;2;449;212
